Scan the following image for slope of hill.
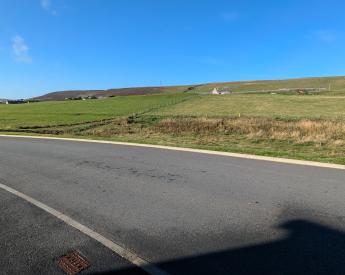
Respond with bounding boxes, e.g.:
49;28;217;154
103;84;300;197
192;76;345;94
33;86;192;101
33;76;345;101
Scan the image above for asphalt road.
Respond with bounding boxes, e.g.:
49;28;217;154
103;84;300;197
1;136;345;275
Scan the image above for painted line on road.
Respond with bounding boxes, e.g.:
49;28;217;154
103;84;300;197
0;182;168;275
1;134;345;170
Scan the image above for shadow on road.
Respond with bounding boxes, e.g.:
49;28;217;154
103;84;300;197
93;219;345;275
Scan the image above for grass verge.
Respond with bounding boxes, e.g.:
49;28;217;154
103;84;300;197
2;115;345;165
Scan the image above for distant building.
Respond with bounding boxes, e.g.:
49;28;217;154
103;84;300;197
211;88;220;95
5;99;26;104
85;96;98;100
65;96;99;101
210;88;231;95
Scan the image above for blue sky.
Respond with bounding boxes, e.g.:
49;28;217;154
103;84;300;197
0;0;344;98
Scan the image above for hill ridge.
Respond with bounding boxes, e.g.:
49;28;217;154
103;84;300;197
33;75;345;101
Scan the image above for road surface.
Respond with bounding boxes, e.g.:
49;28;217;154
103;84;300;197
1;136;345;275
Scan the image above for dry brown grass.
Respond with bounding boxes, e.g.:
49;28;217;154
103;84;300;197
18;115;345;147
155;117;345;145
7;115;345;163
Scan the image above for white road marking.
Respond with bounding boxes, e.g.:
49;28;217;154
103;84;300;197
1;134;345;170
0;182;169;275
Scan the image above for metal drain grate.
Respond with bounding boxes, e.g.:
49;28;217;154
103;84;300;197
58;251;91;275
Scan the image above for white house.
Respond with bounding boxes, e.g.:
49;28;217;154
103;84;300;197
211;88;221;95
210;88;231;95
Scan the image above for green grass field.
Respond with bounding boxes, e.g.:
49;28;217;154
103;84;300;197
151;94;345;119
0;93;191;129
2;78;345;165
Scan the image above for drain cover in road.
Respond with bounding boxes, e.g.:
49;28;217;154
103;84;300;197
58;251;91;275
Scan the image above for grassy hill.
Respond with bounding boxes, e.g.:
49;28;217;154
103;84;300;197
189;76;345;94
33;76;345;101
33;86;192;101
3;75;345;165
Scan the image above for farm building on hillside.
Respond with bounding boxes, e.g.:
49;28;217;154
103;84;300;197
210;88;232;95
2;99;26;104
